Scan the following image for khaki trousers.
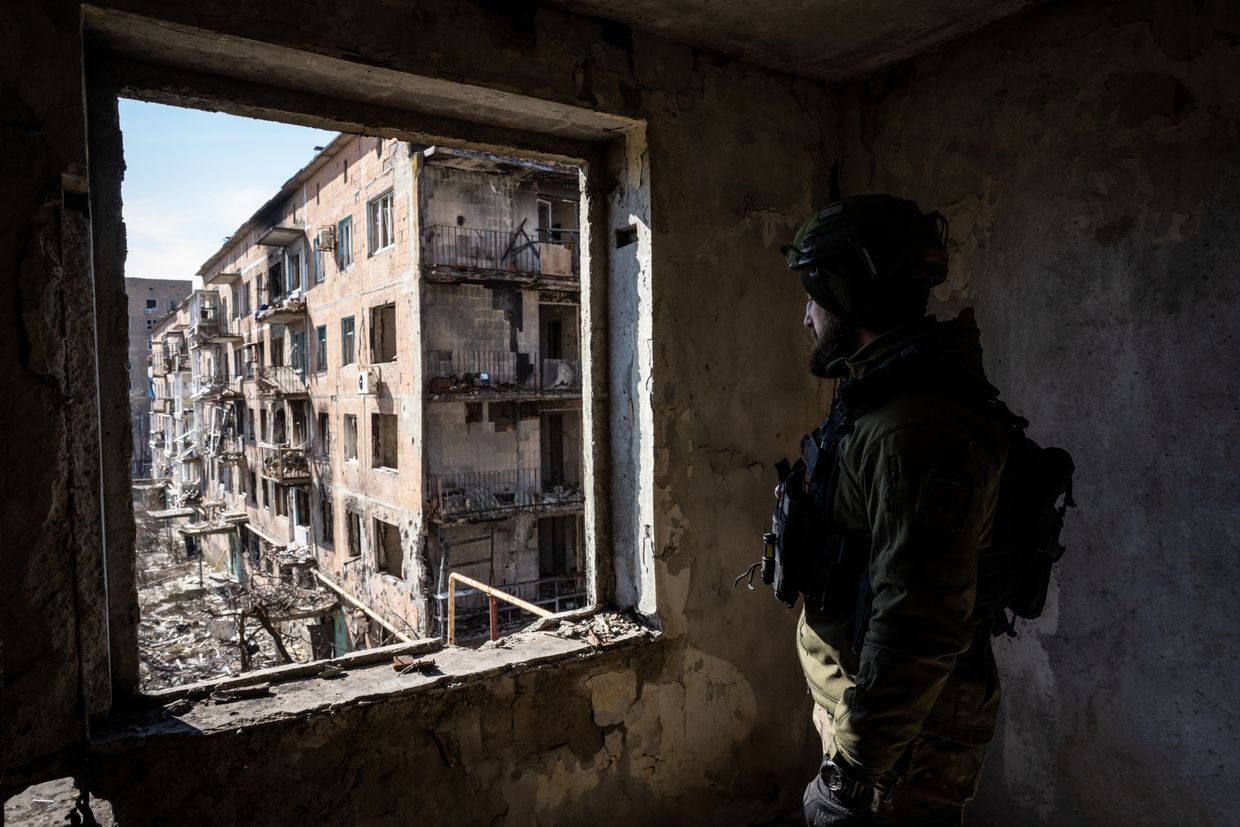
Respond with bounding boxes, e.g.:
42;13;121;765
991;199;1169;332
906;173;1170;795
812;704;987;826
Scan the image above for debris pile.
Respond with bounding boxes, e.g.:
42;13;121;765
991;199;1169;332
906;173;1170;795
136;506;318;691
548;612;652;647
255;295;307;321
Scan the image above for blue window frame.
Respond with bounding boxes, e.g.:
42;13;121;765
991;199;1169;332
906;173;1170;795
313;238;325;283
337;216;354;270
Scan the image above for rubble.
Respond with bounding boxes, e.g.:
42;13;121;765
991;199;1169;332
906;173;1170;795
546;612;653;647
135;505;325;691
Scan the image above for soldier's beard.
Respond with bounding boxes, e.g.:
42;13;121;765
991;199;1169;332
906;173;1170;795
808;314;857;378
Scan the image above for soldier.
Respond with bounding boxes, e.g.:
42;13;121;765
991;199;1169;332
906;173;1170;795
779;195;1009;826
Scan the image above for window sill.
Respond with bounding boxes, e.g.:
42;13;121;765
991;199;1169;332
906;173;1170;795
97;615;659;746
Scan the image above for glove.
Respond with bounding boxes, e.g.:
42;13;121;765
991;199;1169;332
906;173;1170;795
802;762;874;827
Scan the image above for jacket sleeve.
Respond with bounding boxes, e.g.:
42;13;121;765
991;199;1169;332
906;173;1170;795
830;422;992;780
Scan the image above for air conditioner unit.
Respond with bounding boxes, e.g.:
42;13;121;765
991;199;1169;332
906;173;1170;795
316;226;337;251
358;367;379;395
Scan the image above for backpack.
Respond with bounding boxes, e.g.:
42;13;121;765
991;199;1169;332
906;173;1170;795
973;401;1076;635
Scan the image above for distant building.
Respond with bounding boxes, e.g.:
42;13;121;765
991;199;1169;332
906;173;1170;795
127;277;192;477
147;134;585;655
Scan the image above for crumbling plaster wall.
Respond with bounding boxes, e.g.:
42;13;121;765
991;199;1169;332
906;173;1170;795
834;1;1240;823
5;0;835;818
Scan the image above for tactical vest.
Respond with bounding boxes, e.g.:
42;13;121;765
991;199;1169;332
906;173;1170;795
741;343;1075;641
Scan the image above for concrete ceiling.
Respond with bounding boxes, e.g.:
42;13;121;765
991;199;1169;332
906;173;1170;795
548;0;1051;82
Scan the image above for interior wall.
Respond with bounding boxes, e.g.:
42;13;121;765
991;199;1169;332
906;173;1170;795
834;1;1240;824
4;0;834;818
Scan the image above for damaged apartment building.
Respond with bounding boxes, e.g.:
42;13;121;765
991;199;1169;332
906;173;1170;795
5;1;1240;825
146;134;587;655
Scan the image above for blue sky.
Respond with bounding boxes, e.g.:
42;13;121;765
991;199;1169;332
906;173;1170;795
119;99;339;281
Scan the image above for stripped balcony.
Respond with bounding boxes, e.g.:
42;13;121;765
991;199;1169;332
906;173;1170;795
426;350;538;395
257;366;308;397
424;225;580;285
428;467;584;523
194;374;241;400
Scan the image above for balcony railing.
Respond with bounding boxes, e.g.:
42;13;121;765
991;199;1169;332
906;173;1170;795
425;225;539;274
426;350;538;393
259;444;311;484
257;366;308;397
436;572;586;642
428;467;584;522
212;434;246;461
195;374;240;398
425;351;581;395
424;225;580;278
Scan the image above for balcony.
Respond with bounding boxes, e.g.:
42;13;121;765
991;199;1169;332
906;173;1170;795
255;295;307;325
257;366;308;397
428;468;584;523
194;374;241;400
151;397;171;414
426;350;581;398
426;350;537;396
259;444;311;485
211;434;247;463
424;225;580;287
190;291;242;345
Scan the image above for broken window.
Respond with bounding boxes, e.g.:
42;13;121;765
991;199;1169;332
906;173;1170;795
314;324;327;372
267;261;284;299
340;315;355;365
273;483;287;517
286;248;303;294
370;303;396;363
337;215;353;269
291;402;308;445
294;488;311;528
346;509;362;558
343;414;358;461
367;190;394;254
317;411;329;455
312;238;325;284
320;495;334;546
372;413;398;470
375;517;402;576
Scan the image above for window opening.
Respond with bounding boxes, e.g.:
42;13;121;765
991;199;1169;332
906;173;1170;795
368;190;394;254
315;325;327;372
370;303;396;363
121;99;596;689
340;315;356;365
337;216;354;270
375;517;403;576
372;413;398;470
343;414;358;461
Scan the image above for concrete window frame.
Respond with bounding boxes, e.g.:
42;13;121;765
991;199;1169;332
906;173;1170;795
77;5;653;723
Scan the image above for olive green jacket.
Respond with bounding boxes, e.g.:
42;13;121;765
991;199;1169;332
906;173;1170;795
796;309;1008;783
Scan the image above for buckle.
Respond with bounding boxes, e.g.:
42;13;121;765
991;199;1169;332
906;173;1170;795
822;757;872;800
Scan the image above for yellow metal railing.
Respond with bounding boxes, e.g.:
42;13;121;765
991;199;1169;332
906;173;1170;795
446;571;552;646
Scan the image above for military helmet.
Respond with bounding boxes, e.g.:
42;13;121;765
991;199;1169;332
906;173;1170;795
782;194;948;330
